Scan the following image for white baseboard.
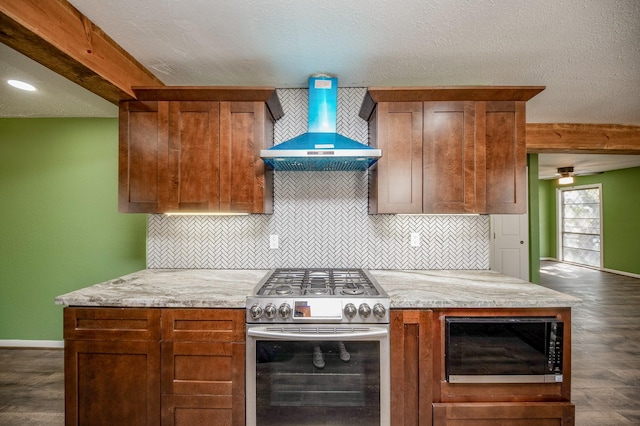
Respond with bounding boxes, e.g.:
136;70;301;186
602;268;640;280
0;340;64;348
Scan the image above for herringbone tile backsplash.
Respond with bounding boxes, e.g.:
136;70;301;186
147;87;490;270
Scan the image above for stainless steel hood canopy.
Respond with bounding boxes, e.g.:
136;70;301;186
260;74;381;171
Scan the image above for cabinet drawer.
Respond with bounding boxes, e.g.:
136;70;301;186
162;309;245;342
433;402;575;426
64;307;161;341
161;341;244;396
161;394;244;426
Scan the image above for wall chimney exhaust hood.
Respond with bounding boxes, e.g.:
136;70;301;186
260;74;381;171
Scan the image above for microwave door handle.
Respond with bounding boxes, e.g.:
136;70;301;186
247;327;388;341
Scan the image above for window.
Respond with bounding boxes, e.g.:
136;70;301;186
558;184;602;268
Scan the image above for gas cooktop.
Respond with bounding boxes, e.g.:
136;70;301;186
246;268;389;324
255;268;383;297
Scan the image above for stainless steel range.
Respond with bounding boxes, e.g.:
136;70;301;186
246;268;390;426
246;268;390;324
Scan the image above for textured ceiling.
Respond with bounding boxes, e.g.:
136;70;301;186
1;0;639;173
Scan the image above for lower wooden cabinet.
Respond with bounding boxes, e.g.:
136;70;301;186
390;309;433;426
433;402;575;426
161;309;245;426
64;307;245;426
64;308;162;426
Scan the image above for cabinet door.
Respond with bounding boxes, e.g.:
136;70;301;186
220;101;272;213
479;101;527;214
65;340;161;426
423;101;478;213
390;310;433;426
167;101;221;212
369;102;423;214
64;308;161;426
119;101;169;213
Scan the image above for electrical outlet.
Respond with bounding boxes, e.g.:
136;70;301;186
269;234;279;249
410;232;420;247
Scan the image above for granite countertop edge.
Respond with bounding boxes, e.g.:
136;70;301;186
55;268;581;309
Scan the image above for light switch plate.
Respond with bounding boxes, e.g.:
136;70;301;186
410;232;420;247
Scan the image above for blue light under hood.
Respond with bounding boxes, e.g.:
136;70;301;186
260;75;381;171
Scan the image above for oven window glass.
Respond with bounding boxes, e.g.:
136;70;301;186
255;340;380;426
447;320;548;376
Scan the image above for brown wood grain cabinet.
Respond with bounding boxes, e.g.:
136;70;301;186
390;310;433;426
64;307;162;426
433;402;575;425
119;87;283;214
64;307;245;426
431;307;574;426
360;86;543;214
161;309;245;426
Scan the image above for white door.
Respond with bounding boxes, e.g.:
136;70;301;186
490;214;529;281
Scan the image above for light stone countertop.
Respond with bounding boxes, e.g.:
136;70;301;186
55;268;580;309
370;270;581;308
54;269;270;308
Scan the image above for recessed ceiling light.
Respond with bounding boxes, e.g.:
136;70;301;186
7;79;37;91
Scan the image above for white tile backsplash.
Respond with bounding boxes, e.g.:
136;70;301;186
146;88;490;269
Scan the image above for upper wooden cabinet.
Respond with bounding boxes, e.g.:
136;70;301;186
360;86;544;214
119;87;283;214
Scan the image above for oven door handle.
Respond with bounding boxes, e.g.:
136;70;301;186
247;326;388;341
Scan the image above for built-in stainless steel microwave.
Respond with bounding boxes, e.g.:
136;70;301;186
445;316;564;384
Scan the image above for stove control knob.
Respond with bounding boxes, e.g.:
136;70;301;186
249;303;263;320
344;303;357;319
373;303;387;319
264;303;277;320
278;303;291;319
358;303;372;319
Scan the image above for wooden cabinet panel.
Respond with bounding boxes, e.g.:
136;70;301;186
64;307;161;341
64;307;161;426
162;308;245;342
167;101;220;212
390;310;433;426
433;402;575;426
423;101;479;213
119;101;169;213
161;341;244;396
369;102;423;214
161;394;244;426
119;87;279;214
361;87;536;214
482;101;527;213
161;309;245;426
220;101;272;213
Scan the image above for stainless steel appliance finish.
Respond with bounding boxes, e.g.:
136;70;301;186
246;268;390;426
445;316;565;384
246;268;390;324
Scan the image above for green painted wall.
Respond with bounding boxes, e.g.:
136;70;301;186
538;165;640;276
527;154;541;283
0;118;147;341
538;178;555;258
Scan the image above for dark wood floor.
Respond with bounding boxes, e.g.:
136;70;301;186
0;348;63;425
539;260;640;425
1;261;638;425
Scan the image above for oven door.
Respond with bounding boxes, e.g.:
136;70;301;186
246;325;390;426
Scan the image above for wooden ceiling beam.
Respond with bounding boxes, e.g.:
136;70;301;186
0;0;163;104
526;123;640;154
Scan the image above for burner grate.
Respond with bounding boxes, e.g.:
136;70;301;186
257;268;379;297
